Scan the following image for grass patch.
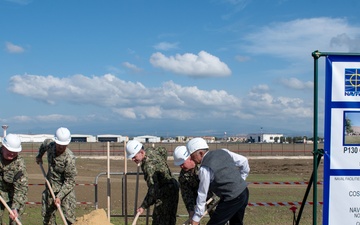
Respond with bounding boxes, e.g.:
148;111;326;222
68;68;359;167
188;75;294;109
14;156;323;224
345;135;360;144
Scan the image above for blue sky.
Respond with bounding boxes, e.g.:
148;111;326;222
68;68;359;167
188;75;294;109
1;0;360;137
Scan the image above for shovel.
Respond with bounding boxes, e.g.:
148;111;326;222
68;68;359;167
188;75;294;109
39;163;68;225
182;197;219;225
131;211;141;225
0;195;22;225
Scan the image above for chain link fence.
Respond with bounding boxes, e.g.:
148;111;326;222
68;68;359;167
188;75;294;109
21;142;324;157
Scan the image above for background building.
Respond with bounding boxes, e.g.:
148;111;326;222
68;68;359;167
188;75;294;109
133;135;161;143
96;134;127;142
247;133;284;143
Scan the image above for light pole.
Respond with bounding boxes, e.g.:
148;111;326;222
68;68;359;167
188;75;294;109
1;125;8;137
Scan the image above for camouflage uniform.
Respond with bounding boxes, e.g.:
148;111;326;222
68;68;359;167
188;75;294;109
36;139;77;225
0;148;28;225
178;164;219;215
140;147;179;225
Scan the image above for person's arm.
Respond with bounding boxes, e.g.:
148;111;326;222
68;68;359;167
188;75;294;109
192;166;211;223
140;160;160;209
179;170;197;213
56;152;77;200
223;149;250;180
11;158;28;211
35;139;52;164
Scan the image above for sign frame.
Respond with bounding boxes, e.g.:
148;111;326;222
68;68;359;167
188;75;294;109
322;54;360;225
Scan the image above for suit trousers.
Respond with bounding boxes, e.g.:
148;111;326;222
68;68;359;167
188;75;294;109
207;187;249;225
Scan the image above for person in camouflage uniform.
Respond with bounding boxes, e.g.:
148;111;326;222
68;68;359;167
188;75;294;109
173;146;219;221
35;127;77;225
126;140;179;225
0;133;28;225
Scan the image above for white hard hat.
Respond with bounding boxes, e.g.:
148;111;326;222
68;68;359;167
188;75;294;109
173;146;189;166
54;127;71;145
2;133;22;152
126;140;143;159
186;137;209;155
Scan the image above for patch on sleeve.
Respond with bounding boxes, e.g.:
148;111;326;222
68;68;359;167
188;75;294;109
13;171;23;182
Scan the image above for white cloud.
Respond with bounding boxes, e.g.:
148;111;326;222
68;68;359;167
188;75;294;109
161;81;241;108
242;17;360;59
9;73;147;106
122;62;143;73
12;115;31;122
5;42;25;53
280;77;313;90
35;114;77;122
9;74;241;120
330;33;360;52
153;42;179;51
250;84;270;92
221;0;250;20
113;108;137;119
162;109;194;120
244;84;312;118
106;65;122;74
138;106;162;119
11;114;77;123
150;51;232;77
8;73;313;129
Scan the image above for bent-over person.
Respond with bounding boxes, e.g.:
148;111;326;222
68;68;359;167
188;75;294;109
35;127;77;225
126;140;179;225
0;133;28;225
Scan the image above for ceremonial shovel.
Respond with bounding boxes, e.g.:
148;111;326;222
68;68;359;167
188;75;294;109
182;198;220;225
39;163;68;225
131;211;141;225
0;195;22;225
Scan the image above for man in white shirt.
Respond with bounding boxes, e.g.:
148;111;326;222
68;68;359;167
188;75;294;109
187;137;250;225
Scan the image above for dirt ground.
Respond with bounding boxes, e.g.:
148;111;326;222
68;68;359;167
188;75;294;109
25;155;324;204
24;155;324;223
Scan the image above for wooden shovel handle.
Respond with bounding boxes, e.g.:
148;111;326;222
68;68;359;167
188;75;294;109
39;163;68;225
132;211;141;225
0;195;22;225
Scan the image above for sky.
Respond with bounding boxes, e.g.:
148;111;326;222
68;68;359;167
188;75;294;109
1;0;360;138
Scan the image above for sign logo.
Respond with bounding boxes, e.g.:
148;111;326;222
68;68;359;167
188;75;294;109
345;68;360;96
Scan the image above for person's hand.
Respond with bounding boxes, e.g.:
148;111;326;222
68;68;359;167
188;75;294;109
35;157;42;164
190;220;199;225
188;210;195;219
9;208;18;221
137;207;145;215
54;197;61;206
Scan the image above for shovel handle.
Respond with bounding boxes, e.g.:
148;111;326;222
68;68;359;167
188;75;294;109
0;195;22;225
182;197;216;225
132;211;141;225
39;163;68;225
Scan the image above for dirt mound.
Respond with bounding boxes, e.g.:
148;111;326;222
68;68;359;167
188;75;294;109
73;208;114;225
